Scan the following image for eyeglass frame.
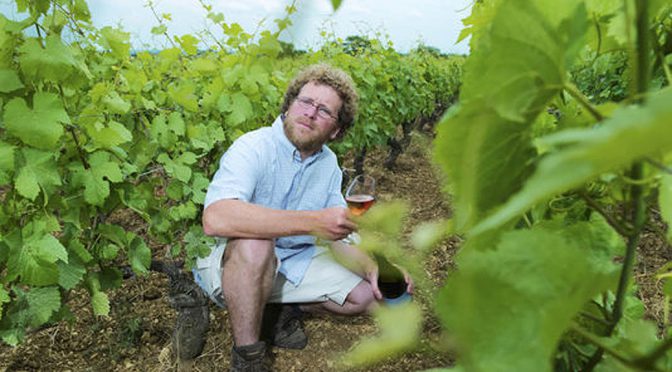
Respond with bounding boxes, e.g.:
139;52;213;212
294;96;339;121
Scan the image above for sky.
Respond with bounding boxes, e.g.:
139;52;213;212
0;0;472;54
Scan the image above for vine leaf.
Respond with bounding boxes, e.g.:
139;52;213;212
150;112;186;150
8;232;67;286
84;119;133;150
58;260;87;290
157;151;197;183
437;220;620;372
434;0;587;231
18;35;91;83
86;275;111;316
169;81;199;112
0;68;24;93
91;290;110;316
4;92;70;150
99;26;130;59
26;286;61;326
472;87;672;236
15;148;61;201
128;236;151;276
330;0;343;11
341;303;422;367
219;92;254;127
71;151;123;206
175;34;199;55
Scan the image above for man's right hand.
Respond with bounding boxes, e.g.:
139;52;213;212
313;207;357;241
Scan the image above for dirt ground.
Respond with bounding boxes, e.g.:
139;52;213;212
1;132;670;371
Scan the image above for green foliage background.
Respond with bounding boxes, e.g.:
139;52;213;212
0;0;461;347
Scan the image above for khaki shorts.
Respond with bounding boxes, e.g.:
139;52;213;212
192;240;363;308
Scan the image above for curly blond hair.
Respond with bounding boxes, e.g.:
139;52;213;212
281;64;358;139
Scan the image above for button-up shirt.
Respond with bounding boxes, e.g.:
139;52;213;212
204;115;346;285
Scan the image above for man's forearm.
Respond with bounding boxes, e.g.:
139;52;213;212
202;199;317;239
329;240;376;278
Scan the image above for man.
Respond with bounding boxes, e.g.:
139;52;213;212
193;64;413;371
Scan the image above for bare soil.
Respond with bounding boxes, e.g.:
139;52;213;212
1;132;669;371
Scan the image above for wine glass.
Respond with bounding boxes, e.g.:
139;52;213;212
345;174;376;216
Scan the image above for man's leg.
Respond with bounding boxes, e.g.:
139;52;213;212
300;279;378;315
221;238;276;346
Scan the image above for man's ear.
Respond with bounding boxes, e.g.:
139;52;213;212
329;127;341;140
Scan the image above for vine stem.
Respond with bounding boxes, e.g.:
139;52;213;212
563;83;605;122
570;324;657;371
583;0;651;370
579;191;631;237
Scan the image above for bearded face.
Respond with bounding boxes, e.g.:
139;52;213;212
283;82;342;158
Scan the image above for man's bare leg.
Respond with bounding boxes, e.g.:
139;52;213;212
300;280;378;315
221;238;276;346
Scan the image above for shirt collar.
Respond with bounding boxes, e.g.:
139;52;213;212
272;115;325;163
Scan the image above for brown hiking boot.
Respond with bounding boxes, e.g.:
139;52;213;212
152;260;210;360
262;304;307;350
230;341;273;372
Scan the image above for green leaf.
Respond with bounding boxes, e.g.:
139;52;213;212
99;26;130;59
91;291;110;316
434;105;536;230
18;35;91;83
167;112;186;136
187;120;225;151
410;220;449;252
27;286;60;326
460;0;586;122
0;141;15;171
99;244;119;260
151;24;167;35
157;152;198;183
661;171;672;244
434;0;587;231
168;201;197;221
0;68;24;93
15;148;61;201
341;303;422;367
58;260;86;290
85;120;133;149
219;92;253;126
101;91;131;114
128;237;151;276
330;0;343;11
77;151;123;206
176;33;199;55
4;92;70;149
472;87;672;235
190;57;217;74
437;222;617;372
69;239;93;264
168;81;199;112
8;232;68;286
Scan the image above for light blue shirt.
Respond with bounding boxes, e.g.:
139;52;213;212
204;115;346;285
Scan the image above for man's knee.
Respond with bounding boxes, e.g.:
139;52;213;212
223;238;276;272
343;280;376;314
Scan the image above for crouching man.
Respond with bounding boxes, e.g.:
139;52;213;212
193;64;413;371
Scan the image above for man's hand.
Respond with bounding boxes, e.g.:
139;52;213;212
313;207;357;241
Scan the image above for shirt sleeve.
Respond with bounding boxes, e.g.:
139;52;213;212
325;166;347;208
204;135;261;210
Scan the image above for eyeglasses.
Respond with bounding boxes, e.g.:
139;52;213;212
294;96;338;121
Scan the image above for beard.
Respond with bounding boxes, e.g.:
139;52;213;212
283;115;333;155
